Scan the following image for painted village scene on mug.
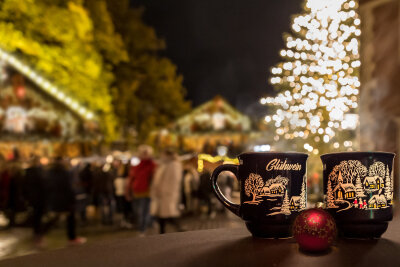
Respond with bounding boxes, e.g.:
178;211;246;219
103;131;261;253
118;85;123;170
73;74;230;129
243;173;307;216
326;160;394;213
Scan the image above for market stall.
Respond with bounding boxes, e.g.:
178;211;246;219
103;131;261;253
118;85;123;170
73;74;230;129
0;51;99;159
151;96;253;157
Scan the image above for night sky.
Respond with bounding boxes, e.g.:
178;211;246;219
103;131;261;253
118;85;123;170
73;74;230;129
133;0;302;117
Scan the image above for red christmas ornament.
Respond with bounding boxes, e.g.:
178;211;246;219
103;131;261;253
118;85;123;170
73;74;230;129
293;208;337;252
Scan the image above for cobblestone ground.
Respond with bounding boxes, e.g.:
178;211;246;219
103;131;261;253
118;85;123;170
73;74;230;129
0;211;243;261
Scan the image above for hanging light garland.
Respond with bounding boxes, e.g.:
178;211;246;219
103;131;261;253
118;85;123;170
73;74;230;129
0;47;95;120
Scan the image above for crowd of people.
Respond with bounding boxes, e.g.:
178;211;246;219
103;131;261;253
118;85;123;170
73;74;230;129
0;145;236;247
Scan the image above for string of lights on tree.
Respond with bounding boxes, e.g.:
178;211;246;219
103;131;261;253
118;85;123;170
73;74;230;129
260;0;360;155
0;47;95;121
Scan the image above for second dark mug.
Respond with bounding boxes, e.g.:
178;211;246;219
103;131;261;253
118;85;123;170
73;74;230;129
211;152;308;238
321;152;395;238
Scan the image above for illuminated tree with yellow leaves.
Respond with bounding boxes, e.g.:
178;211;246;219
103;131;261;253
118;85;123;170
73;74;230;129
261;0;361;155
0;0;190;142
106;1;191;141
0;0;125;140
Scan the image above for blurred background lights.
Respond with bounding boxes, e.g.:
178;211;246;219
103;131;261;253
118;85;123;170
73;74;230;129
217;146;228;156
254;144;271;152
130;157;141;166
0;48;95;121
261;0;360;154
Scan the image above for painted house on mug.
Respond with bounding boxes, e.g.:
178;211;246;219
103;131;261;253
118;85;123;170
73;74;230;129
262;186;271;195
368;194;387;209
363;176;384;190
333;183;356;200
269;183;285;195
289;196;301;211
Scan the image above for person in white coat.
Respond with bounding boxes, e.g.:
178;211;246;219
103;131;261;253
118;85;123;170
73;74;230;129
150;149;183;234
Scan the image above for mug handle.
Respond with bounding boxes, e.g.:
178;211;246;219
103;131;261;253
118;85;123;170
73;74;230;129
210;164;240;217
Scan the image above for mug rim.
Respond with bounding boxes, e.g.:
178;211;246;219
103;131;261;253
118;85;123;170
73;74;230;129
320;151;395;159
239;151;309;157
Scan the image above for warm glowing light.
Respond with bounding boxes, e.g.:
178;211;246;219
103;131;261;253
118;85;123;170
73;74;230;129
333;142;339;148
261;0;360;154
197;154;239;172
254;145;271;152
0;47;96;120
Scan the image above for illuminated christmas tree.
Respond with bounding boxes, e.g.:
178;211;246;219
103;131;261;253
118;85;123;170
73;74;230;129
261;0;361;155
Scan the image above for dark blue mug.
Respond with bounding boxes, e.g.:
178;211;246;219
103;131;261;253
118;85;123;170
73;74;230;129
211;152;308;238
321;152;395;238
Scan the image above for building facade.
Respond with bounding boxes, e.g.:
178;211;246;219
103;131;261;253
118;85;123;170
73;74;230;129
359;0;400;197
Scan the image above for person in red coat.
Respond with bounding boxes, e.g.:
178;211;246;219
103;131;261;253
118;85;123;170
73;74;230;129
126;145;156;234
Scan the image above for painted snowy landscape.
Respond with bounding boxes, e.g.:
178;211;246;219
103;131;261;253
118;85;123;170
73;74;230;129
326;160;393;213
243;173;306;216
